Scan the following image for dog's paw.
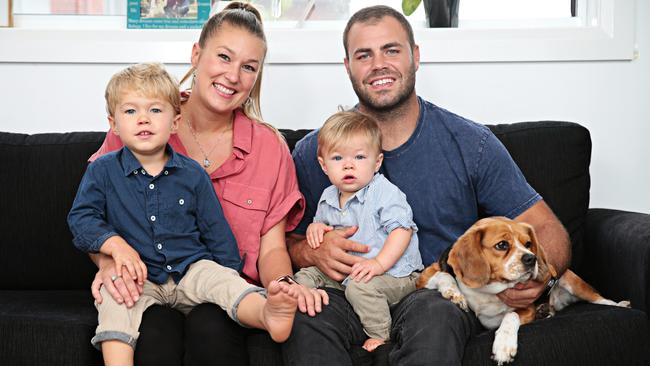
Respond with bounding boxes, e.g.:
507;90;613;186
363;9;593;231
491;313;519;365
491;334;517;365
441;288;468;312
617;300;631;308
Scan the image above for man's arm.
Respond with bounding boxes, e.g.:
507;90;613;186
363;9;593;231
516;200;571;275
498;200;571;308
287;228;369;282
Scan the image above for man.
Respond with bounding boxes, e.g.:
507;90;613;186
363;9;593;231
284;5;570;366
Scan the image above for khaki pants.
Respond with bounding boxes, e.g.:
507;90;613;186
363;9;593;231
294;266;418;340
92;259;262;349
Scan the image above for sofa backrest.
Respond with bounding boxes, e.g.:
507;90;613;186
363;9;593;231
486;121;591;270
0;132;106;290
0;121;590;289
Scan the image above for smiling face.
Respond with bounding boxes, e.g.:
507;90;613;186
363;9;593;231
318;133;383;204
109;90;179;161
190;23;265;115
344;16;419;113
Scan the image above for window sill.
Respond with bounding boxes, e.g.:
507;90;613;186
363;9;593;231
0;0;635;64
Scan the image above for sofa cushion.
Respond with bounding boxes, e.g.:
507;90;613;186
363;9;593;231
0;290;102;366
0;132;106;290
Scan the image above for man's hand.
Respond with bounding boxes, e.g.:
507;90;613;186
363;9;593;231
306;222;334;249
100;236;147;285
497;280;546;308
290;226;370;282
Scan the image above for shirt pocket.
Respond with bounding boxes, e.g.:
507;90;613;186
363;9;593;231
221;181;271;281
161;192;197;231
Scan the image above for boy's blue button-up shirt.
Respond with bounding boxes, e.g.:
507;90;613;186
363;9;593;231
68;145;241;284
315;173;423;283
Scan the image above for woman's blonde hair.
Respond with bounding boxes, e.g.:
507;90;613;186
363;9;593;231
105;62;180;117
180;2;283;139
317;111;382;157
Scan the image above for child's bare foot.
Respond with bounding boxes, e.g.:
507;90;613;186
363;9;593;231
363;338;385;352
263;280;298;342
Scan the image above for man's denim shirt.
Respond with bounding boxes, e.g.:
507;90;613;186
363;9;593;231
315;173;423;282
68;145;241;284
293;97;541;266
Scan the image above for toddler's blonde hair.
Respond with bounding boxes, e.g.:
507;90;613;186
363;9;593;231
318;111;382;157
105;62;180;117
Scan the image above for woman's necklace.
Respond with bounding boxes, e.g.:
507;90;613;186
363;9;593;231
186;119;229;168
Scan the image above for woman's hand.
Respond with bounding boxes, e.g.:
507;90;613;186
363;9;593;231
91;254;143;308
289;283;329;317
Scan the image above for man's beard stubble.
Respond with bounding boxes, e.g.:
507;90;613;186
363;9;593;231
351;63;417;116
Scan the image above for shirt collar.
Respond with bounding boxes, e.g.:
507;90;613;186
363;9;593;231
319;173;379;208
121;144;182;176
232;109;253;158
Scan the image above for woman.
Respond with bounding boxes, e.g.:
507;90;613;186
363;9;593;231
89;3;327;364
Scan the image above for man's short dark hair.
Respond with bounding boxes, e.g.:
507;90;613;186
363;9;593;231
343;5;416;58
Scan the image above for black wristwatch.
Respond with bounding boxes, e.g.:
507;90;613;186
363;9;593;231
544;276;559;296
275;275;297;285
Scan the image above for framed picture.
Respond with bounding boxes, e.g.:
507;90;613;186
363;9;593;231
128;0;211;29
0;0;12;28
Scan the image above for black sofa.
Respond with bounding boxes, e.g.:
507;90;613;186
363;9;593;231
1;121;649;366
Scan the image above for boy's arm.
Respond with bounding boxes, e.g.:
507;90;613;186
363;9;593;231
67;162;119;254
373;228;413;271
195;173;242;271
349;228;412;282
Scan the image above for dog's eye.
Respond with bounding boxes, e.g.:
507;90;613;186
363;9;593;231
525;241;532;248
494;241;509;251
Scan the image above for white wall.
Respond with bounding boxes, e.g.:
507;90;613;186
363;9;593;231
1;2;648;214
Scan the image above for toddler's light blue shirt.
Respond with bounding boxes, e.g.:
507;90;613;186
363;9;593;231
314;173;423;283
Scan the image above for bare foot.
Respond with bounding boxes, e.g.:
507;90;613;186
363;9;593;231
263;280;298;342
362;338;385;352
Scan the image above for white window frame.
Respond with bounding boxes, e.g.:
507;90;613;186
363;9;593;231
0;0;636;64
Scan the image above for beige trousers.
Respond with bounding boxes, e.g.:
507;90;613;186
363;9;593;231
92;259;262;349
295;266;418;340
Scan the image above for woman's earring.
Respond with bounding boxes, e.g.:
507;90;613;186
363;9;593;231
191;71;197;88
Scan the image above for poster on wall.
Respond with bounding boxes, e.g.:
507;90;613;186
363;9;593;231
128;0;210;29
0;0;11;27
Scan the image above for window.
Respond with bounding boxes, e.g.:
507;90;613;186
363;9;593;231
1;0;636;63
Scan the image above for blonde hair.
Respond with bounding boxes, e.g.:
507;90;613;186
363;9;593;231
180;2;283;139
105;62;180;117
318;111;382;157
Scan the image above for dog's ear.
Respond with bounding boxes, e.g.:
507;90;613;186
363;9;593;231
522;223;557;281
448;224;491;288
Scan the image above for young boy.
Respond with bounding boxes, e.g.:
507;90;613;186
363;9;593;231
67;63;297;366
294;111;423;352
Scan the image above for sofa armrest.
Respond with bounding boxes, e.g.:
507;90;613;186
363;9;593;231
580;208;650;313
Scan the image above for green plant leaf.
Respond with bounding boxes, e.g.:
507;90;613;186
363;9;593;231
402;0;422;16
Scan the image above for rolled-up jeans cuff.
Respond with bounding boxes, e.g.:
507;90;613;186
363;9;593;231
91;331;137;350
231;286;266;326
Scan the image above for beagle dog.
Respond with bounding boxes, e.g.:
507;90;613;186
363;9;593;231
415;217;629;365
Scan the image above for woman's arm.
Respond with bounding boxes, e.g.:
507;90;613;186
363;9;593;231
258;218;293;287
258;218;329;316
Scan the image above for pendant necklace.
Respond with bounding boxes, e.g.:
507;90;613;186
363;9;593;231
186;119;226;168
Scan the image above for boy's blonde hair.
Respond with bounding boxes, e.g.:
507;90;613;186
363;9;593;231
105;63;180;117
317;111;382;157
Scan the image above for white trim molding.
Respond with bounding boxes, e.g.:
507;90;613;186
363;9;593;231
0;0;636;64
